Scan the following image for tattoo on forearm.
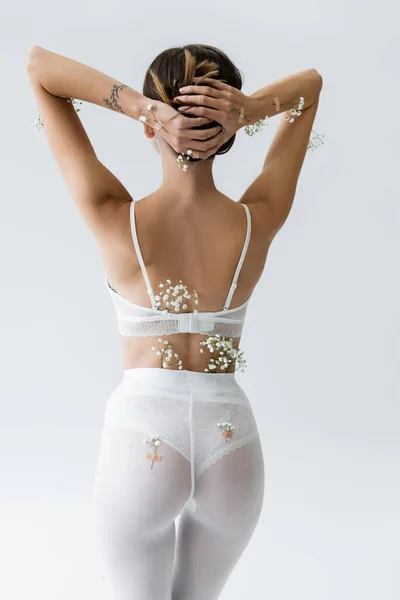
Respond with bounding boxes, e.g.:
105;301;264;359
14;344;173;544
103;84;128;113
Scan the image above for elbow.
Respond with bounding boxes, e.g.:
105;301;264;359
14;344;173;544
306;69;323;100
25;45;45;71
311;68;323;88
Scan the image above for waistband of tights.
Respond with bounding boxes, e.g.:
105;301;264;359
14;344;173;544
122;367;245;398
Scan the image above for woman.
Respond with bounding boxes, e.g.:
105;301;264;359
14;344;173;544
26;44;323;600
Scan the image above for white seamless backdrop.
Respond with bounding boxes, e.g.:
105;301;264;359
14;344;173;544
1;2;399;599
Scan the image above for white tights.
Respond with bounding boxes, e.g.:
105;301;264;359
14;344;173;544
92;368;265;600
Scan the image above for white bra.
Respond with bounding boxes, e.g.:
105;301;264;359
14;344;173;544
105;199;252;339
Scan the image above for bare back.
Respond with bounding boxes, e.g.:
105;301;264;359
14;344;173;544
97;190;270;372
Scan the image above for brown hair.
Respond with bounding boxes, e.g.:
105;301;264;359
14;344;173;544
142;44;243;161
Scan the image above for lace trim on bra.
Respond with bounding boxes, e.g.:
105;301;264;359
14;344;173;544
117;316;244;339
106;278;249;338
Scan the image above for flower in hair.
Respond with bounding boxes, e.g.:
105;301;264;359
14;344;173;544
176;150;193;172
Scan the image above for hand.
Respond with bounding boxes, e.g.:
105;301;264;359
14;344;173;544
142;99;225;160
173;77;252;155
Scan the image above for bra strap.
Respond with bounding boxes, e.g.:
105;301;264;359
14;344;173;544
130;200;157;309
223;203;251;311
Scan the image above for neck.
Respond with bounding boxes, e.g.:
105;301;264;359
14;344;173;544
158;140;218;205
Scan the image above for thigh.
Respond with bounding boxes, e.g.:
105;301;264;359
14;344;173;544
172;437;265;600
194;435;265;533
92;426;192;600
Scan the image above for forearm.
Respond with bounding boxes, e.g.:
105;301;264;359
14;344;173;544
246;68;323;123
26;45;148;121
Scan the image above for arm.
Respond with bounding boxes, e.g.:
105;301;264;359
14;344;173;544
26;45;149;237
245;68;322;121
240;69;323;245
26;46;223;236
27;45;147;120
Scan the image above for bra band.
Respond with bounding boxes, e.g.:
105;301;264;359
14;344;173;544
130;200;158;309
130;199;251;312
223;203;251;311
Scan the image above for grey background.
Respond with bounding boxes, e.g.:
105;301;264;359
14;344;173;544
1;1;399;599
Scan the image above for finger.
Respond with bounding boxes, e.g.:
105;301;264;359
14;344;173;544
160;130;215;157
177;85;220;99
177;105;222;121
203;140;225;160
174;94;222;110
185;125;222;141
180;115;215;128
194;137;224;160
181;131;224;157
191;147;217;160
199;130;225;152
192;77;232;92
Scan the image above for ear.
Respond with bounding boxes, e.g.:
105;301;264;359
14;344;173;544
143;123;155;139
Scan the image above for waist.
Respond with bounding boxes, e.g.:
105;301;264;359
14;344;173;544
119;332;243;374
121;367;246;400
